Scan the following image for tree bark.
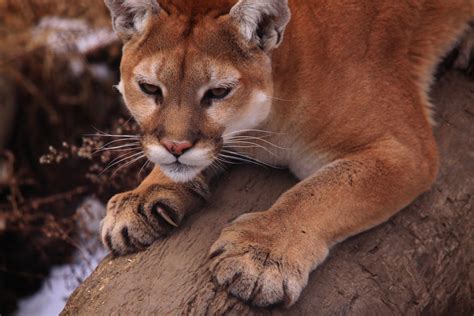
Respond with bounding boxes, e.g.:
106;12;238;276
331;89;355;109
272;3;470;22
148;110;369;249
62;71;473;315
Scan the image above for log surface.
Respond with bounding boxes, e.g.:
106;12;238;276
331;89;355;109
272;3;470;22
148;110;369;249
62;72;474;315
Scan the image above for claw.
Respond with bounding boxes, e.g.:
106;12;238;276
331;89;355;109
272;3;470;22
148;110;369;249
157;207;178;227
209;246;225;259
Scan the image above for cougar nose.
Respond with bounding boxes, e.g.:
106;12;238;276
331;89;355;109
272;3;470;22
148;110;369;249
160;139;193;156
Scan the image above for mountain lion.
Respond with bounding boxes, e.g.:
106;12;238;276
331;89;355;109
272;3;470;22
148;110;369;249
101;0;473;307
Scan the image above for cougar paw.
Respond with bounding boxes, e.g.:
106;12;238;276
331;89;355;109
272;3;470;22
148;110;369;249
101;185;187;256
208;212;321;307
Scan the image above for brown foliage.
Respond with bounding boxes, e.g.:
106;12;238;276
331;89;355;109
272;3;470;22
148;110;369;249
0;1;146;313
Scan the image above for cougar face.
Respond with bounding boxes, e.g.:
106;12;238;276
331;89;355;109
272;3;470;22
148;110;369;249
117;6;275;182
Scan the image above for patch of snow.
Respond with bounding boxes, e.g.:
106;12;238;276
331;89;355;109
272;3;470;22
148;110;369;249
32;17;118;55
15;197;107;316
89;63;115;81
31;17;119;81
68;57;85;77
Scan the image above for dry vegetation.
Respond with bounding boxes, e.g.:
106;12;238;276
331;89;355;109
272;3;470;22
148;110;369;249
0;1;147;312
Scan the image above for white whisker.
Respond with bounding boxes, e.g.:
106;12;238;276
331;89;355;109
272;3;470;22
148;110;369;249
87;133;140;139
214;159;229;169
87;128;140;139
208;160;227;174
112;154;146;177
215;156;240;165
138;160;152;178
96;138;140;150
223;129;284;138
220;150;284;169
223;141;278;157
91;127;138;136
93;143;141;155
264;95;298;102
105;150;140;165
225;136;290;151
219;153;269;168
101;151;144;174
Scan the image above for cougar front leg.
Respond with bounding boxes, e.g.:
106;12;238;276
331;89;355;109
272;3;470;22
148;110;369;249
102;166;210;256
209;138;438;307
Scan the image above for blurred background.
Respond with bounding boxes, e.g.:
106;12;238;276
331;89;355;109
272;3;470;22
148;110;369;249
0;0;150;314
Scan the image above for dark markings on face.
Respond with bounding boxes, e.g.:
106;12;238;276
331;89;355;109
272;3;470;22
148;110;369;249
121;1;271;150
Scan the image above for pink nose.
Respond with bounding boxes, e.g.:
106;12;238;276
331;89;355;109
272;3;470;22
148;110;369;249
160;139;193;156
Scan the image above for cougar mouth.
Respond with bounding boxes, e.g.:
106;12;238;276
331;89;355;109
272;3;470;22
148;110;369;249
143;136;223;182
162;161;196;172
159;161;205;183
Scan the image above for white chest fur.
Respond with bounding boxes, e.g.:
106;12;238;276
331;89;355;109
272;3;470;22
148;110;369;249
229;135;330;180
288;150;330;180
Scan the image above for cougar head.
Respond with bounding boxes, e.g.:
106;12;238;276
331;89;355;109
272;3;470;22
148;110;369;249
106;0;290;182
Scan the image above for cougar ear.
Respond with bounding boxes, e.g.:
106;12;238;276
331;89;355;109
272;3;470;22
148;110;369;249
229;0;291;52
104;0;161;42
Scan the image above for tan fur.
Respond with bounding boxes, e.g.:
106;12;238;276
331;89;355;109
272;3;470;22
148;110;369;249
102;0;474;307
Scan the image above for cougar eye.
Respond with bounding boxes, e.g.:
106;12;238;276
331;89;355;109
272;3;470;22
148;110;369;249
139;82;162;96
204;87;232;101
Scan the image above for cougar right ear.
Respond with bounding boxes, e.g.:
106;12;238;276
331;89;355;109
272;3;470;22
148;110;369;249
104;0;161;42
229;0;291;52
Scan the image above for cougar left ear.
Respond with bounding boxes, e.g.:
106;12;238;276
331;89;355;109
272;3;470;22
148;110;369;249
104;0;161;42
229;0;291;52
